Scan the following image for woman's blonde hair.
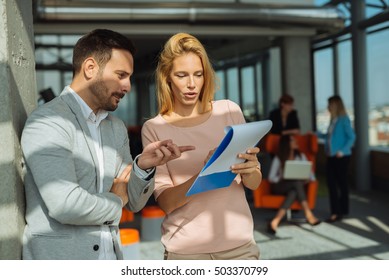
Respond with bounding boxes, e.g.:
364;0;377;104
328;95;347;119
155;32;217;115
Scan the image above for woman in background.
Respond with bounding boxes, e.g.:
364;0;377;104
268;94;300;135
320;95;355;223
267;134;321;234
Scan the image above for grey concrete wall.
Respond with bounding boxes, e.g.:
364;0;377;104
0;0;37;259
282;36;314;133
267;47;282;115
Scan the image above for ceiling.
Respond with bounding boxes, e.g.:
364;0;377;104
32;1;346;72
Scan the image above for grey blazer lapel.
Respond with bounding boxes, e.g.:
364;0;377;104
60;91;100;178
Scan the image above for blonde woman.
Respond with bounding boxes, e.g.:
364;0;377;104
141;33;262;260
320;95;355;223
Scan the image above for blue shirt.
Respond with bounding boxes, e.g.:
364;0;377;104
321;115;356;157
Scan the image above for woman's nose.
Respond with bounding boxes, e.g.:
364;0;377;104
187;76;196;88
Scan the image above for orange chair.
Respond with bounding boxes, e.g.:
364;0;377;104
119;207;134;225
253;133;319;220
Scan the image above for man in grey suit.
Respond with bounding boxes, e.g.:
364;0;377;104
21;29;194;260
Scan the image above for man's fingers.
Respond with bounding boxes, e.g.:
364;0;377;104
159;145;173;157
148;140;195;155
118;164;132;180
153;147;165;159
156;139;173;148
166;143;181;157
140;140;196;169
178;145;196;153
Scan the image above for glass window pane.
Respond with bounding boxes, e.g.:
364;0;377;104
35;48;59;64
337;40;354;126
227;68;239;105
64;72;72;86
127;87;138;126
36;70;62;99
366;1;388;18
314;0;328;6
215;70;226;100
314;48;334;134
149;82;157;118
367;29;389;147
241;66;255;121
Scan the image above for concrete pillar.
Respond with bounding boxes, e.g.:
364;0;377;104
281;36;314;133
265;47;282;118
351;1;371;191
0;0;37;259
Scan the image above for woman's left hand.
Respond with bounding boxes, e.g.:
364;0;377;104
231;147;262;190
336;151;344;158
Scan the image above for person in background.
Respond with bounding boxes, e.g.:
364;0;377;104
319;95;356;223
141;32;262;260
269;94;300;135
267;134;321;234
21;29;193;260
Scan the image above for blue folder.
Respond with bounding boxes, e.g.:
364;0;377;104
186;120;272;196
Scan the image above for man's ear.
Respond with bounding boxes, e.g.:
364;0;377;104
83;57;99;79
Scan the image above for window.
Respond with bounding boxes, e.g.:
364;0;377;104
366;0;389;18
148;82;157;118
367;28;389;147
227;68;239;104
241;66;256;121
215;53;267;122
314;48;334;134
215;70;226;100
337;40;354;125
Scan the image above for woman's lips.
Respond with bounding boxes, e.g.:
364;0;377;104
184;92;197;99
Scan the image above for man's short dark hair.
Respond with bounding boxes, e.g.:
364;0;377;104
72;29;136;76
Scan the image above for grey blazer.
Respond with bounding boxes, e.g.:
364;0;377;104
21;89;154;260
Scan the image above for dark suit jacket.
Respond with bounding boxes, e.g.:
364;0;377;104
269;108;300;135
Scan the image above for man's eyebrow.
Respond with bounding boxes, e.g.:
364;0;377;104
116;70;132;75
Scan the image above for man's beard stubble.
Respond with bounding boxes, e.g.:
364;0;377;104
90;78;118;112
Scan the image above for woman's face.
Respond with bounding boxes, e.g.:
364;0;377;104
327;101;336;115
169;52;204;111
281;102;294;114
290;136;298;150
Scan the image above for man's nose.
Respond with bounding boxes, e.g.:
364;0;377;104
122;79;131;93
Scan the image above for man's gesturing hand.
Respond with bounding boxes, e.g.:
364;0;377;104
137;139;195;170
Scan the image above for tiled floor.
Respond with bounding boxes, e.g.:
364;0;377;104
122;189;389;260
